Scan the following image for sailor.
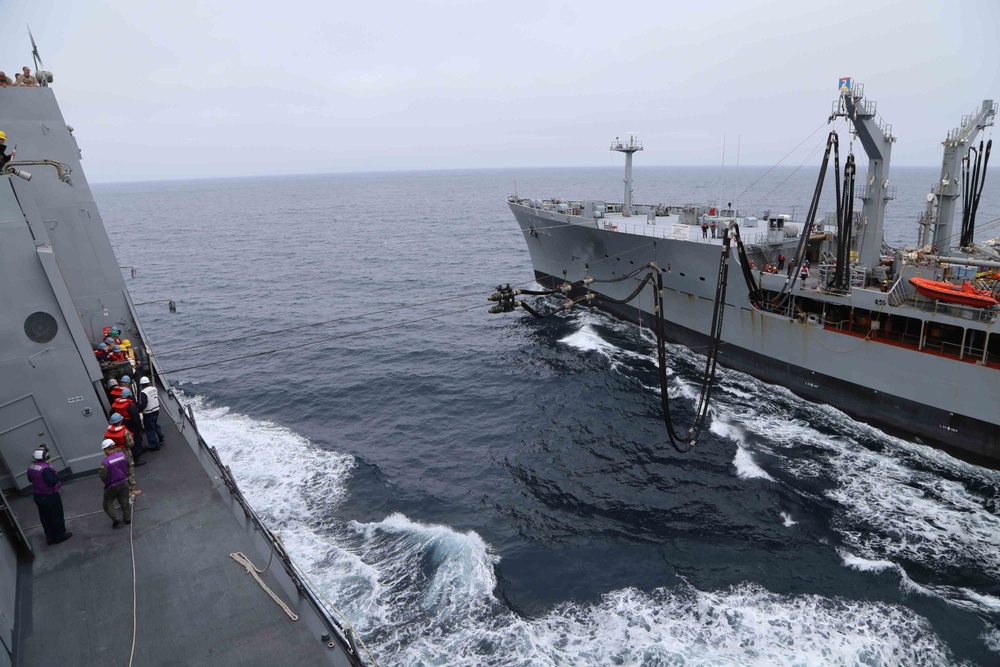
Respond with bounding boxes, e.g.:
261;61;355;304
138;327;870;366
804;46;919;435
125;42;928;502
114;388;144;449
104;396;142;465
20;66;37;87
710;220;717;238
26;445;72;545
137;376;165;450
94;343;110;363
105;413;145;469
777;254;785;270
701;222;709;238
787;261;795;278
0;130;13;170
120;339;137;368
0;72;11;86
99;440;132;529
800;263;810;282
108;377;125;400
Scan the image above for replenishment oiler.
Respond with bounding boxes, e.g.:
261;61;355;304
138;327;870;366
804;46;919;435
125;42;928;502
0;40;367;665
507;78;1000;463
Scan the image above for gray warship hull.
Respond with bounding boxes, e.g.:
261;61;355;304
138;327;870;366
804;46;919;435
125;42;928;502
509;202;1000;462
0;84;364;664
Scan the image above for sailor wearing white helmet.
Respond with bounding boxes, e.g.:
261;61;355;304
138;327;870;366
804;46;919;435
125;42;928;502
26;444;72;545
99;439;132;528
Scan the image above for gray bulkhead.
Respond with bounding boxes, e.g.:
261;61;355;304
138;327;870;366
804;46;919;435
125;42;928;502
0;87;137;488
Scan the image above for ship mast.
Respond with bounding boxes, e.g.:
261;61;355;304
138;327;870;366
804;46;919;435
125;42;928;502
830;80;894;268
930;99;996;251
611;134;643;217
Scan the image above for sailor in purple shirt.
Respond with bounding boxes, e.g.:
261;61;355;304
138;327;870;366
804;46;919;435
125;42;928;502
26;445;72;545
99;439;133;528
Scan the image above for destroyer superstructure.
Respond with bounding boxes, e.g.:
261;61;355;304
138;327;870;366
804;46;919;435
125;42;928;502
508;80;1000;463
0;52;366;665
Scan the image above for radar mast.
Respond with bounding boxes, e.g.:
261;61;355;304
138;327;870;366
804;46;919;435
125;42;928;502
611;134;643;217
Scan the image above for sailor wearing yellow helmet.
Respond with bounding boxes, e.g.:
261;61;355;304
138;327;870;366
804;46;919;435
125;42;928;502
0;130;13;170
120;338;137;368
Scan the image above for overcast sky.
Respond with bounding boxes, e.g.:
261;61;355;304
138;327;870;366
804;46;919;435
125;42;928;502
2;0;998;182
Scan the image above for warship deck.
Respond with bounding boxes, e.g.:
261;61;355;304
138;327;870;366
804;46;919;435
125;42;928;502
9;402;349;666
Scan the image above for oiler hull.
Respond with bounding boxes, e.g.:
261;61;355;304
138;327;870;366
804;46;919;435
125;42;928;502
511;202;1000;464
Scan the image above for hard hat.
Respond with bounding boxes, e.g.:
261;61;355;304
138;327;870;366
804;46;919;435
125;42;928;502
121;339;131;347
121;375;131;384
33;448;46;461
110;413;123;424
109;328;120;336
139;376;150;385
113;345;121;352
104;337;115;345
107;379;119;387
121;388;132;398
0;131;6;141
101;438;116;451
98;343;108;350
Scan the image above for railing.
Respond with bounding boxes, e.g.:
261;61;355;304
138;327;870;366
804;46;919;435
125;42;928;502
905;295;999;323
181;403;367;665
820;313;993;363
885;272;907;306
947;101;997;143
856;184;897;200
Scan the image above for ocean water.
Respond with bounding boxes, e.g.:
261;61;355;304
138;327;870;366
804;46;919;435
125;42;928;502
96;162;1000;666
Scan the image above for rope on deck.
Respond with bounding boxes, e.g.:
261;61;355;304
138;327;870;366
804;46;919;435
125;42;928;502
230;550;300;621
128;495;138;667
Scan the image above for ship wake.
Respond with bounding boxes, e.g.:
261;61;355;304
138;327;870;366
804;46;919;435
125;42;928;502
185;388;980;666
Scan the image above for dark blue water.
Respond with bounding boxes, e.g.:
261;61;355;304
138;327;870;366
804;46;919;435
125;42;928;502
96;164;1000;666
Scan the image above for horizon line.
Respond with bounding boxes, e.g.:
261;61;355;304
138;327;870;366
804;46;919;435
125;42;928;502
91;163;945;187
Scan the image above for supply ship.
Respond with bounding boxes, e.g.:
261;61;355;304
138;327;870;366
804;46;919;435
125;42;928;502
508;79;1000;463
0;45;366;665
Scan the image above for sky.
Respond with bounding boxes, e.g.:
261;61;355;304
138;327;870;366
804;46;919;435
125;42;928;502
1;0;999;182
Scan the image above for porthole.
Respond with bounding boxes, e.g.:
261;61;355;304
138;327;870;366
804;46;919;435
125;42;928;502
24;312;58;344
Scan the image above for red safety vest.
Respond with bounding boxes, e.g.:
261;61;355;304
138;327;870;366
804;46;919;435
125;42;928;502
104;424;129;448
110;386;125;400
111;398;135;422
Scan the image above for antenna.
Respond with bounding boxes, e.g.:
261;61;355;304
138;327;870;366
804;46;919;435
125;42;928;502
26;25;52;86
27;24;44;71
717;135;726;210
734;135;741;216
610;133;643;217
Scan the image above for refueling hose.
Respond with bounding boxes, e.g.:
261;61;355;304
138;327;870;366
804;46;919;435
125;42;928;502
492;238;733;453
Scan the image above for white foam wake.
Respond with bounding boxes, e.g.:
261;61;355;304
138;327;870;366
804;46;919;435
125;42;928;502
559;323;616;356
714;377;1000;619
711;417;776;482
185;394;961;666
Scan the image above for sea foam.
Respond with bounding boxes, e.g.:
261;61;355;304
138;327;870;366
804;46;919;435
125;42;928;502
188;394;962;666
